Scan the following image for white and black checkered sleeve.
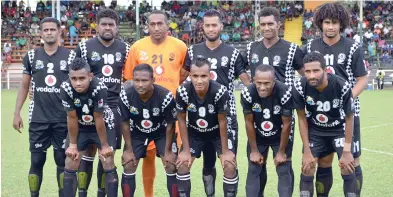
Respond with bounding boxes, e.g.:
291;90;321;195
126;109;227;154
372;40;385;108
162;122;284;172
22;49;35;75
183;45;193;71
215;85;229;114
124;42;131;63
341;81;354;116
67;50;76;65
162;91;177;124
119;86;132;121
92;81;108;113
60;81;75;111
74;41;88;61
293;79;306;110
281;85;293;117
240;86;253;115
176;85;188;113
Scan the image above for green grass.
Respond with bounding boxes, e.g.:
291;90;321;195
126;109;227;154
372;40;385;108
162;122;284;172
2;90;393;197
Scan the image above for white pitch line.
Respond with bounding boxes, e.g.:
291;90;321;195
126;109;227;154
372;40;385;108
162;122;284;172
361;148;393;156
361;123;393;130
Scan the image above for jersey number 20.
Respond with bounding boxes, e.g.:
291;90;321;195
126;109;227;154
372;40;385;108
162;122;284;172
316;101;331;112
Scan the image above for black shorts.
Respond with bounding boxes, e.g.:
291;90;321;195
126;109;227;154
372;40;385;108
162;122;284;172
353;116;361;158
307;134;354;159
226;115;239;154
131;133;178;160
65;127;117;151
247;140;293;160
29;122;67;152
187;132;235;158
112;107;122;149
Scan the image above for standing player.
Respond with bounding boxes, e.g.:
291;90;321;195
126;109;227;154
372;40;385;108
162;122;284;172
304;3;368;196
245;7;304;196
124;10;188;197
60;58;118;197
241;64;293;197
13;17;76;197
176;58;238;197
74;9;130;197
183;10;250;196
293;52;357;197
119;64;178;197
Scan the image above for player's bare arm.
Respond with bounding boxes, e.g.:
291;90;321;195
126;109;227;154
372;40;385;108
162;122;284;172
340;113;355;173
297;68;305;76
244;113;263;165
352;75;368;98
176;111;192;168
13;74;32;133
239;72;251;86
164;122;176;167
180;68;189;84
218;112;236;167
297;109;315;174
121;120;136;166
275;115;292;166
66;110;80;160
94;111;113;159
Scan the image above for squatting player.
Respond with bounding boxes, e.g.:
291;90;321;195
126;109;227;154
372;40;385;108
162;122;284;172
241;64;293;197
61;58;118;197
74;8;130;197
176;58;238;197
124;10;188;197
119;64;178;197
245;7;304;196
303;3;368;196
293;52;357;197
183;10;251;196
13;17;76;197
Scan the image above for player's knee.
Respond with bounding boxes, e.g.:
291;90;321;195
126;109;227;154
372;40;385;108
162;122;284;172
318;154;334;168
165;162;176;174
302;165;316;176
354;157;360;167
340;168;353;176
54;150;66;167
177;163;190;175
30;151;46;169
65;156;80;170
223;161;237;178
276;162;291;177
85;144;97;157
123;159;139;174
101;156;115;170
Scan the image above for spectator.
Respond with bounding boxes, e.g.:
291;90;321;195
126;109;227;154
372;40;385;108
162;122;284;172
221;32;230;42
353;33;361;44
376;70;385;90
242;28;251;41
69;24;78;46
364;29;373;42
304;18;312;30
368;41;376;63
30;22;40;35
232;29;241;41
344;26;353;37
3;42;12;55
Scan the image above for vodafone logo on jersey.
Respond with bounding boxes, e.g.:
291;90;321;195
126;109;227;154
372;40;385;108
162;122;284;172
326;66;335;74
102;65;113;77
210;71;217;80
196;119;208;129
141;120;153;129
316;114;328;123
155;65;164;75
82;115;93;123
45;75;57;86
261;121;273;131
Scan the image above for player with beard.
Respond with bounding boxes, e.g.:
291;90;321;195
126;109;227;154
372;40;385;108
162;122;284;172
303;3;368;196
183;9;251;197
245;7;304;197
13;17;76;197
73;9;130;197
293;52;357;197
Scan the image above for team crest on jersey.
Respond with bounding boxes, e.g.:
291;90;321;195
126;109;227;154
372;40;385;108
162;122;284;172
187;103;197;112
143;109;150;119
196;119;208;128
88;99;93;106
115;52;122;62
221;56;228;67
140;50;148;61
60;60;67;70
198;107;206;117
130;106;139;115
273;55;281;66
251;54;259;64
252;103;262;112
208;104;215;114
316;114;328;123
306;96;315;105
338;53;346;64
35;60;44;70
153;108;160;116
333;99;340;108
274;105;281;114
91;51;101;62
169;52;175;61
74;98;81;107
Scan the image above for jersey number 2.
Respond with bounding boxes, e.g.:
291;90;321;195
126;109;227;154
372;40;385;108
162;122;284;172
47;63;54;73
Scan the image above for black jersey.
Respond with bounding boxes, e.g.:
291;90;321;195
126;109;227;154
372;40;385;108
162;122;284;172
119;84;177;140
241;81;293;145
245;38;303;86
304;37;368;117
184;42;246;117
293;74;354;136
60;77;114;132
22;47;76;123
75;37;130;108
176;80;229;136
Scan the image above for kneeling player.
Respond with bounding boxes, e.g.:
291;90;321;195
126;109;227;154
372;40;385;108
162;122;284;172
293;52;356;197
118;64;178;197
241;64;294;197
60;58;118;197
176;58;238;197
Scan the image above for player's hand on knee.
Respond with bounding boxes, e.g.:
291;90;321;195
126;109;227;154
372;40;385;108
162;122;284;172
274;150;287;166
221;151;237;168
250;151;264;165
122;149;136;166
66;144;79;161
302;151;316;174
176;151;192;169
164;150;177;168
12;114;23;133
339;151;355;174
100;144;113;161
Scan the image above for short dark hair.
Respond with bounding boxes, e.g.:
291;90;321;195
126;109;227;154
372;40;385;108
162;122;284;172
148;10;168;23
191;57;211;71
303;52;326;69
258;7;281;22
40;17;60;30
69;58;90;73
96;8;119;25
255;64;276;76
314;2;351;32
204;9;223;23
133;64;154;79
